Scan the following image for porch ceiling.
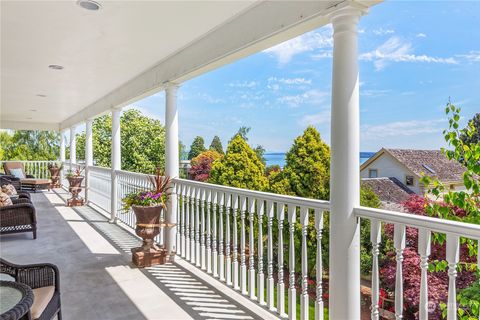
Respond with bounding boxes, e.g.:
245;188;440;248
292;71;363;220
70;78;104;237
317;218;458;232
1;0;379;131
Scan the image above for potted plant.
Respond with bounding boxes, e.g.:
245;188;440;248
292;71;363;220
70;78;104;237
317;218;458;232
66;167;85;206
123;168;172;267
47;162;63;188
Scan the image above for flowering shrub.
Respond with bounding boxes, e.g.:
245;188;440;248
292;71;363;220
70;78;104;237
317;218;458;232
189;150;222;182
380;194;477;319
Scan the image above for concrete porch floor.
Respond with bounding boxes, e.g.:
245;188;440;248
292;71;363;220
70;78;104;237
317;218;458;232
0;190;278;320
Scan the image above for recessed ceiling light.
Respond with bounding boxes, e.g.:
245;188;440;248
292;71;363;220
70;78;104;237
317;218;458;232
49;65;64;70
30;109;37;112
77;0;102;11
36;94;47;98
26;117;32;120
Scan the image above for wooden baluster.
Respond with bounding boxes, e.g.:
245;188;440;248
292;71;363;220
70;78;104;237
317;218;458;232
225;193;232;286
248;198;256;300
267;201;275;310
177;184;182;257
218;191;225;281
315;210;324;320
240;196;247;294
371;219;382;320
288;205;297;320
418;228;431;320
394;224;406;320
232;194;239;289
181;185;187;258
195;187;201;266
300;206;309;320
257;199;265;305
200;189;206;270
446;233;460;320
211;190;218;277
277;202;286;316
206;189;212;273
185;186;191;261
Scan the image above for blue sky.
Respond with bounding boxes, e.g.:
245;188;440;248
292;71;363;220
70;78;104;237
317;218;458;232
124;1;480;153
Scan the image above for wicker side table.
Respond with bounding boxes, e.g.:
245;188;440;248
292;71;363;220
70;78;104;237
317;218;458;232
0;280;34;320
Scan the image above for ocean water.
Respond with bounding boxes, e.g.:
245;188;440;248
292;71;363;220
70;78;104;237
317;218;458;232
264;152;375;168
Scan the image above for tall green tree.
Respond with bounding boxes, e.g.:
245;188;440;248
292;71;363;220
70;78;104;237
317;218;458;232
209;135;268;191
76;109;166;173
270;126;330;200
0;130;60;160
460;112;480;145
209;135;224;155
188;136;206;160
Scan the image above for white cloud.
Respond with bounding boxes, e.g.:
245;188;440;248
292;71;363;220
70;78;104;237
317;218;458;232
311;51;333;59
124;105;163;121
200;93;224;104
373;28;395;35
263;27;333;64
361;89;391;97
361;119;445;140
456;51;480;62
278;89;328;108
228;81;258;88
268;77;311;85
416;33;427;38
299;110;331;126
360;36;458;70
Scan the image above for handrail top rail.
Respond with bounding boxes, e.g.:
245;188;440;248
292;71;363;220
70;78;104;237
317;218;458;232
174;178;330;210
355;206;480;240
115;169;152;179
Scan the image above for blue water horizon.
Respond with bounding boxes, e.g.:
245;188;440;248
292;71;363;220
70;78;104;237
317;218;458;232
264;151;376;168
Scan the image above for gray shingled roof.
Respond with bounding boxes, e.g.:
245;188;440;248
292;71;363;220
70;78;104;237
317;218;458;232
385;148;466;182
362;177;414;204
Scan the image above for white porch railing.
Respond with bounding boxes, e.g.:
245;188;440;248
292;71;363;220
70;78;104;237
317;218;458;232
0;160;51;179
3;160;479;320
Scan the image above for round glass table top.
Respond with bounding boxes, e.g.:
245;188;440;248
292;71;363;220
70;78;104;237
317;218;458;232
0;285;23;313
0;281;34;320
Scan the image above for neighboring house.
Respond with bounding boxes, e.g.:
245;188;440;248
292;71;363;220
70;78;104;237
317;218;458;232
361;177;414;211
360;148;466;195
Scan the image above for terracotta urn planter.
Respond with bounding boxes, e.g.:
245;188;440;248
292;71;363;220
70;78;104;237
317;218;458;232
67;176;84;206
131;205;168;267
48;167;61;188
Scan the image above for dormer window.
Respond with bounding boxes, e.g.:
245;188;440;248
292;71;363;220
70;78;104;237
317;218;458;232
406;175;414;186
369;169;378;178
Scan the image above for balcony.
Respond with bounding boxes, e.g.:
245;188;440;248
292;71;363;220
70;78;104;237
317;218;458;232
1;160;479;319
1;1;479;319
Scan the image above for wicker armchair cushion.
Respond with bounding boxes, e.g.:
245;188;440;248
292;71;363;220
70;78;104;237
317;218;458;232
0;192;13;207
31;286;55;319
2;184;17;196
9;168;26;179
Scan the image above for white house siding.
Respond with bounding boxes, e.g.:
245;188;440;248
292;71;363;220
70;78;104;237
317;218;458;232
360;152;422;194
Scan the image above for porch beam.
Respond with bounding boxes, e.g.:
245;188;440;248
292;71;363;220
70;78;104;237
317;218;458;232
0;120;60;131
110;109;121;223
59;1;381;131
328;3;368;319
165;83;180;257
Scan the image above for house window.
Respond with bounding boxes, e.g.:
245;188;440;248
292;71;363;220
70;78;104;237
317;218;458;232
450;184;455;190
368;169;378;178
406;175;414;186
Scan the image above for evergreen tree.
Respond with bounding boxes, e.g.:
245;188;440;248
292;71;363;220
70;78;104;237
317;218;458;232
209;135;268;191
188;136;206;160
209;135;224;154
270;126;330;200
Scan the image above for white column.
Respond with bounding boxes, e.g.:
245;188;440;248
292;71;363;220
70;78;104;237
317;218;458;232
328;4;366;319
165;83;180;257
69;126;77;171
60;131;66;183
110;108;121;223
85;119;93;202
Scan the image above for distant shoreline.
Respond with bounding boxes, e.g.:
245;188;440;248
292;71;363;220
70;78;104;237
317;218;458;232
264;151;376;167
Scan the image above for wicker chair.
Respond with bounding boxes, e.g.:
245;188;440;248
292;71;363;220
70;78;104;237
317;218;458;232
0;259;62;320
0;198;36;239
